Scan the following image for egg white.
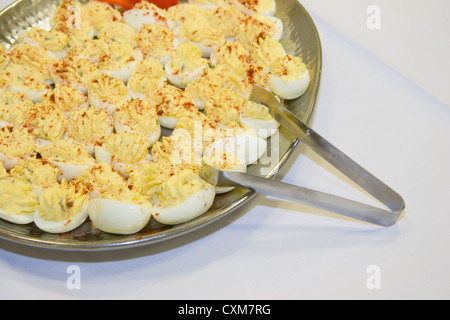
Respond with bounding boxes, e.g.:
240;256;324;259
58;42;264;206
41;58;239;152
0;208;34;225
88;90;131;117
33;202;88;234
268;69;310;100
152;185;215;225
101;48;143;84
123;8;175;32
204;132;268;165
239;113;280;139
231;0;277;16
165;59;208;89
88;198;152;235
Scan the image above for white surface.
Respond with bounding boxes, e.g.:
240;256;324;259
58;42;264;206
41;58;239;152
1;0;449;300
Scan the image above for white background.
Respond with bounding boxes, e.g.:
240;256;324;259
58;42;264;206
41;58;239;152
0;0;449;300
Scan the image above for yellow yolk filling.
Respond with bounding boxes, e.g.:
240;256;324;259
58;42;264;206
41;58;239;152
66;108;112;144
98;41;137;71
22;27;69;53
88;73;129;106
0;63;50;92
24;103;68;141
0;90;33;127
167;42;208;73
272;55;308;82
204;88;245;127
0;178;38;215
10;159;59;189
100;132;150;164
177;18;224;47
41;84;88;114
242;100;273;120
37;179;89;222
157;168;211;207
80;162;150;205
148;84;197;118
137;23;176;59
40;139;95;164
115;99;160;136
81;0;122;31
0;127;35;158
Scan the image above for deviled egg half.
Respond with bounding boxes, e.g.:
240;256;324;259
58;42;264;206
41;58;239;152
40;84;89;117
20;27;69;58
127;59;167;100
165;42;209;89
94;131;152;178
147;83;199;129
39;139;96;182
0;90;33;128
10;159;59;195
114;98;161;147
64;107;114;155
268;54;311;100
151;167;215;225
33;178;90;234
0;176;38;225
88;73;131;116
81;162;152;235
0;126;36;170
123;1;175;31
23;102;69;149
0;63;50;103
136;23;180;67
98;41;143;83
239;100;279;139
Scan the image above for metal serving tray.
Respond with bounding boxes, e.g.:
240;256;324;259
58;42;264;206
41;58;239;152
0;0;322;251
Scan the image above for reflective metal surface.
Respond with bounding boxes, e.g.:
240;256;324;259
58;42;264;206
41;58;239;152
0;0;322;251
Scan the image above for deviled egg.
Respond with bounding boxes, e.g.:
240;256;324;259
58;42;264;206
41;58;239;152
8;43;58;83
123;1;175;31
236;14;283;47
136;23;180;67
81;0;122;35
10;158;60;195
98;41;143;83
0;177;38;225
64;107;114;155
20;27;69;58
165;42;209;88
114;98;161;147
207;4;245;41
33;178;89;233
204;87;245;128
0;126;36;170
239;100;279;138
23;103;69;148
39;139;96;182
87;73;131;116
0;63;51;103
81;162;152;235
0;90;33;128
127;58;167;99
147;83;199;129
50;56;99;94
40;83;89;117
151;167;215;225
268;54;311;100
94;131;152;178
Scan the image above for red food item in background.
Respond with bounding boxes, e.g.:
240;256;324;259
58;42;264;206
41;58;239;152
96;0;179;11
148;0;179;9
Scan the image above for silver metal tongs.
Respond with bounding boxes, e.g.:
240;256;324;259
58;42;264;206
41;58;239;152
200;85;406;227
